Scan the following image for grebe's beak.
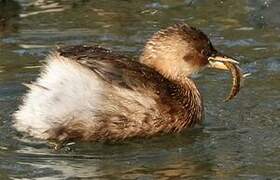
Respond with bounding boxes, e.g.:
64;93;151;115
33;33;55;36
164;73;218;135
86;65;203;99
207;55;244;101
207;55;239;70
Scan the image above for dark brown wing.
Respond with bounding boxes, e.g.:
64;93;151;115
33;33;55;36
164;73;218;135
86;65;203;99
57;45;127;62
57;45;169;91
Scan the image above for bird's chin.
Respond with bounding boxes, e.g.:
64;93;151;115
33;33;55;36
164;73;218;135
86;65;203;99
187;65;208;79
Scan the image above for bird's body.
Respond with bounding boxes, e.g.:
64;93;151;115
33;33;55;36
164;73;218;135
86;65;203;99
13;23;242;142
14;45;202;141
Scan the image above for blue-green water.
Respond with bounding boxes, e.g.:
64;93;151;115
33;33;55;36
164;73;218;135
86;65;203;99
0;0;279;179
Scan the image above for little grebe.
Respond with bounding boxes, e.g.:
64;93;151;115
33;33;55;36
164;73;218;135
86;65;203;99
13;23;243;142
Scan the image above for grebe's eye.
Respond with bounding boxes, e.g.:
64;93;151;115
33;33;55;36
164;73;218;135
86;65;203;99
201;49;211;57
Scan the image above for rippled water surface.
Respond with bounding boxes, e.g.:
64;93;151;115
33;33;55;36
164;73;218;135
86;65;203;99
0;0;279;179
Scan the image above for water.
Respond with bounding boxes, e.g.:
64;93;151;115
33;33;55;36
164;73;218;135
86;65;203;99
0;0;279;179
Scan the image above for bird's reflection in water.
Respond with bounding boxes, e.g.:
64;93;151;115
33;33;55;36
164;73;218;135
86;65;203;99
9;128;214;179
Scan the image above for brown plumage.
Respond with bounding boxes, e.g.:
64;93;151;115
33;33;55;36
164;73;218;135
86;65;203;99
13;23;243;142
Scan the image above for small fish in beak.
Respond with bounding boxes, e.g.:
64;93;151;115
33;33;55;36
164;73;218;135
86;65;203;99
208;55;244;101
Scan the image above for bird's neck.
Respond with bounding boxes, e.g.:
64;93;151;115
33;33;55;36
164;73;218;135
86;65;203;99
156;76;203;131
180;77;204;126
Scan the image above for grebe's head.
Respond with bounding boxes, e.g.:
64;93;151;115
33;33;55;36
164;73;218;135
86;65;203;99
140;23;239;81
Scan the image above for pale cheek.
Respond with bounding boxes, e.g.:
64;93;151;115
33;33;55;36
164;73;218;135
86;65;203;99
180;63;198;77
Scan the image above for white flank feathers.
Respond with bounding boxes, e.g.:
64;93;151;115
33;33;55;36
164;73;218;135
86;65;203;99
13;53;103;139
